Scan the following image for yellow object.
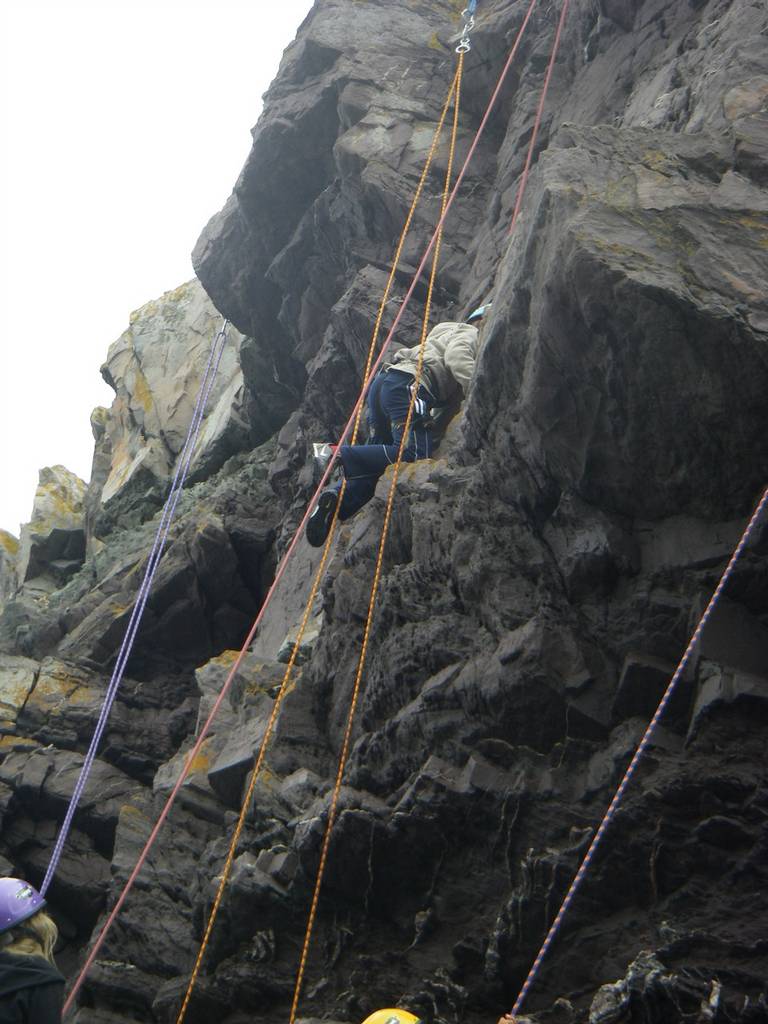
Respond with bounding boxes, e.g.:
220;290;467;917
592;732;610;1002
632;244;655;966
361;1011;421;1024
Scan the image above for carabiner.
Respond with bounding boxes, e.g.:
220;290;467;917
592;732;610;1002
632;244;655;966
456;7;476;53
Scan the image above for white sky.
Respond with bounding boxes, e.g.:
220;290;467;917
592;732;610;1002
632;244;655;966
0;0;315;537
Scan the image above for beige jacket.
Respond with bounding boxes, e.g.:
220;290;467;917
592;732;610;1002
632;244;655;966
386;322;479;402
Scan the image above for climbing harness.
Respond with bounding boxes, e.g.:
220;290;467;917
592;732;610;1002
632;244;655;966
41;318;230;898
509;482;768;1018
64;0;549;1012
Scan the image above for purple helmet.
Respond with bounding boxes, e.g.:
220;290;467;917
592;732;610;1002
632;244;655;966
0;878;46;935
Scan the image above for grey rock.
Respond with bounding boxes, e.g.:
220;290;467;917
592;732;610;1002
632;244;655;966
0;745;139;851
255;847;297;887
72;1010;137;1024
11;657;182;780
207;706;276;808
0;654;39;733
611;653;688;727
276;610;323;665
153;738;227;826
17;466;86;585
688;660;768;739
56;509;263;676
87;280;255;539
74;960;158;1021
278;767;326;812
588;949;740;1024
0;531;19;607
467;123;768;522
689;596;768;679
3;814;112;927
636;514;746;574
544;491;640;599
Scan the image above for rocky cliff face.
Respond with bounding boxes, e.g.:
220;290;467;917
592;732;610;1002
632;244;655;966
1;1;767;1023
86;279;273;545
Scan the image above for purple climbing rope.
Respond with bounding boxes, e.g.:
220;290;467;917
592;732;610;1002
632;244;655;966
510;483;768;1018
41;319;230;896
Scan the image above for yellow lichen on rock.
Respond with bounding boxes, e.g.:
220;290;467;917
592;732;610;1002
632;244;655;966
0;658;39;725
187;739;215;776
164;281;194;304
0;735;37;752
0;531;19;556
738;214;768;247
641;149;679;175
723;76;768;120
132;367;154;413
1;680;34;708
209;650;240;667
119;803;145;819
32;670;81;700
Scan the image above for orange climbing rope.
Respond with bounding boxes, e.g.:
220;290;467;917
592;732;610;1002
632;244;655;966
175;60;465;1024
289;48;464;1024
63;1;541;1013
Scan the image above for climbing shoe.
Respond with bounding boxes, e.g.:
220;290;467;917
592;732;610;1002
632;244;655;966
312;442;336;485
306;488;339;548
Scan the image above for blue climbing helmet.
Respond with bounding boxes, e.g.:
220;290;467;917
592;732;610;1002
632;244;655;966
0;878;46;935
466;301;492;323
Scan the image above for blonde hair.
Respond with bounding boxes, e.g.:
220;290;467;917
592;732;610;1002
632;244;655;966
2;910;58;964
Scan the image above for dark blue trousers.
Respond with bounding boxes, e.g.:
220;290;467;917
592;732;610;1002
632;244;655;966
336;369;434;520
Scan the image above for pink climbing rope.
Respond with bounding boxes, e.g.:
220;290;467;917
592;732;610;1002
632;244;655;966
509;0;571;234
62;2;543;1013
42;320;230;896
510;483;768;1018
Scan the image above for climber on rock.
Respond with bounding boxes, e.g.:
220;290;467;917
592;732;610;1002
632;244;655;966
0;878;64;1023
306;303;491;547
